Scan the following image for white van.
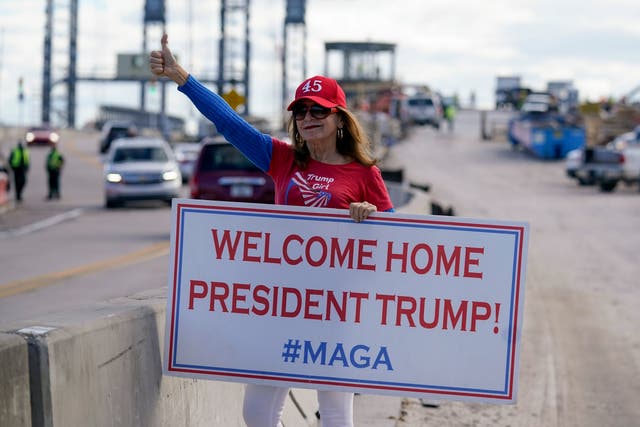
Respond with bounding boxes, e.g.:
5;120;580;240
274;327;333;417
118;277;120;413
406;94;443;129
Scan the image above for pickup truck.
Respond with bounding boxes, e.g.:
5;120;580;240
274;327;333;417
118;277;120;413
566;128;640;192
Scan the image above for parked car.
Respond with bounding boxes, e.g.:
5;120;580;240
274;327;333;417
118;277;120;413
405;93;443;129
25;124;59;146
565;146;622;187
566;127;640;191
172;142;201;183
103;137;182;208
99;120;137;154
565;148;591;184
190;137;275;204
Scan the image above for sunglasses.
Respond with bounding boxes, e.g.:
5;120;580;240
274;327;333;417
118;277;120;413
292;105;338;120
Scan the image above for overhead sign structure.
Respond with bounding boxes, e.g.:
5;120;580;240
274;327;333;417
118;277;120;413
285;0;306;24
144;0;165;23
116;52;178;80
116;53;154;80
164;199;529;403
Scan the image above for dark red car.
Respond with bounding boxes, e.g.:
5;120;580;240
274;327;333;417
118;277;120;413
25;124;59;146
190;137;275;204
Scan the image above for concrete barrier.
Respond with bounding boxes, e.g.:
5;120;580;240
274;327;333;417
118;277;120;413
0;332;31;427
2;289;319;427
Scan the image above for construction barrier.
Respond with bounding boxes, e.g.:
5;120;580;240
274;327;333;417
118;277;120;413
0;170;9;209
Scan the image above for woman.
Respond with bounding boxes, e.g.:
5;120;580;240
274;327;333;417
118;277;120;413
151;34;394;427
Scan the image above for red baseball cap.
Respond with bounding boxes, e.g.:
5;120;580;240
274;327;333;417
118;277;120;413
287;75;347;110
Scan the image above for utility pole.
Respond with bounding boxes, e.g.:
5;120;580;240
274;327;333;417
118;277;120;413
217;0;225;97
42;0;52;125
217;0;251;116
282;0;307;128
68;0;78;127
18;77;25;126
40;0;78;127
142;0;167;138
142;0;166;112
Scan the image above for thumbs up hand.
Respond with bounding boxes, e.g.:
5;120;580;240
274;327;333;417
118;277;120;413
149;34;188;86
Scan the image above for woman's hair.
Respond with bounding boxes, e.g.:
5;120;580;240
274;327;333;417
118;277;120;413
287;107;377;169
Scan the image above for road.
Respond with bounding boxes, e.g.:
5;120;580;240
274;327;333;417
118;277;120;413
1;112;639;426
380;111;640;426
0;129;185;328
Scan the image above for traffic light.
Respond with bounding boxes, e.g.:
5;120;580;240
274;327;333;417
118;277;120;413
149;77;157;94
18;77;24;101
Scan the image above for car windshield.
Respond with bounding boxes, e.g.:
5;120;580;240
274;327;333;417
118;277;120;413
110;128;131;139
522;102;549;113
201;145;259;171
113;147;169;163
176;146;200;157
408;98;434;107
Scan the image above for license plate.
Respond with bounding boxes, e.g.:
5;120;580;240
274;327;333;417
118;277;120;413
230;184;253;198
129;174;152;183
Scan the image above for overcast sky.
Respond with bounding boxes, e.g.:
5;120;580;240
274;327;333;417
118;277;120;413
1;0;639;130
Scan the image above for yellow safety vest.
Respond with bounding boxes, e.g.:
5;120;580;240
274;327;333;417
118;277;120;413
10;147;29;168
48;150;63;170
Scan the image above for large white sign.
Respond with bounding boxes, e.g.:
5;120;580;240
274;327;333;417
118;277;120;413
164;199;529;403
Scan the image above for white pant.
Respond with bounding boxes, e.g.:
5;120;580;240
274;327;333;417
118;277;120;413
242;383;354;427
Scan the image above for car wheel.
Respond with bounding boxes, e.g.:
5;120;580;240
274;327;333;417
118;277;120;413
105;198;121;208
599;180;617;192
577;177;594;186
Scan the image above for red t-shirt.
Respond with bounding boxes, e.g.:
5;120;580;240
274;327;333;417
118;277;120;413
268;138;393;211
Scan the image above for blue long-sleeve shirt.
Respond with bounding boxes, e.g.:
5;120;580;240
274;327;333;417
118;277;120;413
178;75;272;172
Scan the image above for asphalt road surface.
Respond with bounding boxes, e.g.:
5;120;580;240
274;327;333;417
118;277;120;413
0;129;185;327
1;112;638;426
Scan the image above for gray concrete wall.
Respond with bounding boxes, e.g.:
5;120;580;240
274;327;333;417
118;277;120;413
2;289;318;427
0;332;31;427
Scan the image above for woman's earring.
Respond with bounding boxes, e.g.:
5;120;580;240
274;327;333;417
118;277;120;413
337;127;344;140
295;132;303;143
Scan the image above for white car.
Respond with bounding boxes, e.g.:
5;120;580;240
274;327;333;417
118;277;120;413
405;93;443;129
172;142;201;183
103;137;182;208
99;120;137;154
